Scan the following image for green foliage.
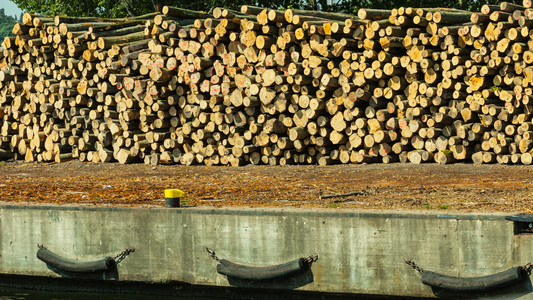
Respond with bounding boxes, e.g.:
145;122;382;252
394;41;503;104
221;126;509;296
12;0;140;18
180;198;192;206
10;0;527;17
326;202;340;208
437;204;450;209
0;8;17;41
349;0;521;13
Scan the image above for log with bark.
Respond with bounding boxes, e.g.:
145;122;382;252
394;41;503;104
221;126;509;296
1;5;533;166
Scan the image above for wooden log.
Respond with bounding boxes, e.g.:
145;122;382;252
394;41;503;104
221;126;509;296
432;11;473;24
3;5;533;167
162;6;211;19
97;31;147;49
357;9;392;20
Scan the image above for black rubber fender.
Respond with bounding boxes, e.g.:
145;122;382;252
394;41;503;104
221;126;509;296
421;267;528;291
37;246;115;273
216;258;309;281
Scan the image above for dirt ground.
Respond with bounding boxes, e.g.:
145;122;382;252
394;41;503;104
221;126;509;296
0;160;533;213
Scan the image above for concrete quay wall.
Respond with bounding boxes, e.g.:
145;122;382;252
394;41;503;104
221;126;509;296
0;205;531;298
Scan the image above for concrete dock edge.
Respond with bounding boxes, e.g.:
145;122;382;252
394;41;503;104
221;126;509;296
0;205;531;298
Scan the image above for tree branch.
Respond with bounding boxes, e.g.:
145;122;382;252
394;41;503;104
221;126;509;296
318;0;328;11
151;0;165;12
121;0;138;16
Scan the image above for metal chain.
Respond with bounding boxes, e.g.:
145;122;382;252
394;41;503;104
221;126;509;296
523;263;533;274
114;247;135;264
303;255;319;264
405;259;424;274
206;247;220;262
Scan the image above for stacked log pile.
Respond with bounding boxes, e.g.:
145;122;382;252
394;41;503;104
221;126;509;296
3;3;533;166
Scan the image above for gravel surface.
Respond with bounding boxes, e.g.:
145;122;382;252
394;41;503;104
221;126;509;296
0;160;532;213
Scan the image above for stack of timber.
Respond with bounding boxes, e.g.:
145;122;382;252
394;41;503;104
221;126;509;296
3;3;533;166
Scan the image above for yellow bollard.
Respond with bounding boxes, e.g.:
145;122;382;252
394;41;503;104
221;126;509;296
165;189;185;208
